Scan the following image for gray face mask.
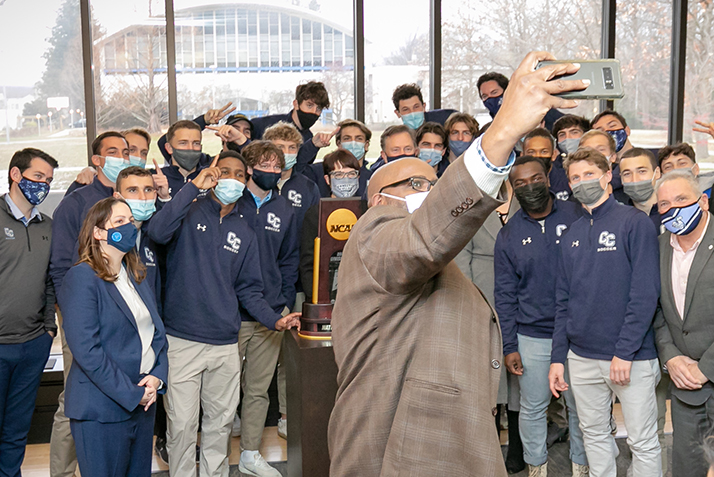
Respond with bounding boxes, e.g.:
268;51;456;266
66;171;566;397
558;138;581;155
572;175;606;207
331;176;359;198
172;148;202;171
623;178;654;203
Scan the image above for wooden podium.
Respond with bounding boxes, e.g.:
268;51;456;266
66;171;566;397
284;329;338;477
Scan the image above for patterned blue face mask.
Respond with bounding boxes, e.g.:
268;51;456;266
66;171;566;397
401;111;425;130
341;141;366;161
661;201;703;235
484;95;503;117
18;176;50;206
607;128;628;152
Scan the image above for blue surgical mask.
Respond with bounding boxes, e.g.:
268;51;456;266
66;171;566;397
342;141;366;161
483;95;503;117
18;176;50;206
214;178;245;205
449;140;472;158
129;155;146;168
283;153;297;171
661;201;703;235
419;148;443;167
124;198;156;222
401;111;425;130
607;128;628;152
102;156;129;183
105;222;138;253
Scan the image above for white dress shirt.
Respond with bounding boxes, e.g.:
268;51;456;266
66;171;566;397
114;266;156;374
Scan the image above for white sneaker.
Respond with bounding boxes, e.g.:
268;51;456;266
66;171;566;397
232;413;241;437
528;463;547;477
277;418;287;440
239;450;281;477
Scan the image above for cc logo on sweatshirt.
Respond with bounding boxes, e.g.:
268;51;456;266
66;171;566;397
266;213;282;232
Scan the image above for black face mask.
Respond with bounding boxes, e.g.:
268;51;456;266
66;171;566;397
251;169;281;191
296;109;319;130
514;182;551;215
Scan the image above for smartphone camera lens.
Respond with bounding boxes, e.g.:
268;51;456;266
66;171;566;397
603;67;614;90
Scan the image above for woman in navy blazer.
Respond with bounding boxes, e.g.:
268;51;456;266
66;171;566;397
58;197;168;477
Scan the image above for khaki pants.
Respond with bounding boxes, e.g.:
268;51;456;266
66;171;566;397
655;368;671;475
165;335;241;477
49;309;78;477
238;321;282;451
277;293;305;416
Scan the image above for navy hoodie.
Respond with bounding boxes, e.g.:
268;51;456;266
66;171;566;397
551;195;660;364
50;177;114;297
147;183;281;344
235;189;299;317
251;110;321;175
494;196;582;356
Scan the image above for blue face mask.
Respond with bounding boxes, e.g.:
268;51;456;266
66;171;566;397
449;139;473;158
283;153;297;171
419;148;443;167
483;95;503;118
661;201;703;235
129;155;146;168
124;198;156;222
214;178;245;205
102;156;129;183
341;141;366;161
18;176;50;206
401;111;425;130
105;222;138;253
607;128;628;152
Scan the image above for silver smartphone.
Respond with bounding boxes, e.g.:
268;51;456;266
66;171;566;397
536;59;625;100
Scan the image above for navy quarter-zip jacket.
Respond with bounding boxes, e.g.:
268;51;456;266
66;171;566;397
50;177;114;297
494;197;582;356
279;171;320;233
235;190;300;318
147;183;282;344
551;195;660;364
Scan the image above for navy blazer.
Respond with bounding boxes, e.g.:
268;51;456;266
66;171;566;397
58;262;168;423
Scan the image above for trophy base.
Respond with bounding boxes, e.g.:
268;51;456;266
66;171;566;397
299;303;333;339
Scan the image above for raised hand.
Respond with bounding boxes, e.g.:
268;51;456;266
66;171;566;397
191;155;220;190
694;120;714;139
483;51;589;167
312;127;340;148
206;124;248;146
204;102;237;125
152;159;170;200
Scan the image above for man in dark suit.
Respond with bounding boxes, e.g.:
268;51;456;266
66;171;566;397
327;52;589;477
653;169;714;477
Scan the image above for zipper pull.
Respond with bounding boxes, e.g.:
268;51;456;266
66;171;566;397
590;218;593;226
541;222;545;234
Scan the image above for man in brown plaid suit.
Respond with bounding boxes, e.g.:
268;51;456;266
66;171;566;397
327;52;590;477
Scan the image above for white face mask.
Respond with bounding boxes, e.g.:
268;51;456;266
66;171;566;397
380;191;430;213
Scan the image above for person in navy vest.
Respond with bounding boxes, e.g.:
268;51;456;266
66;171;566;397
494;156;587;477
234;141;300;475
251;81;336;175
391;83;457;128
58;197;168;477
549;147;662;476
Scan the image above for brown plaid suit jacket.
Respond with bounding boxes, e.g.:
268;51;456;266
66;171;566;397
328;157;508;477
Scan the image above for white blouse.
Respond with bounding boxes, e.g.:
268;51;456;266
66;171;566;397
114;266;156;374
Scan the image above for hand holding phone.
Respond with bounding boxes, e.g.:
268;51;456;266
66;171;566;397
536;59;625;100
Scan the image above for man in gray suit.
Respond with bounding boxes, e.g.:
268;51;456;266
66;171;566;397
653;169;714;477
327;52;588;477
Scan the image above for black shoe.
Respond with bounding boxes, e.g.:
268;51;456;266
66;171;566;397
154;437;169;464
196;445;201;463
505;410;525;474
546;421;569;448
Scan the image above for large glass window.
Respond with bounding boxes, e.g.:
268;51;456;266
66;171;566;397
684;1;714;161
364;0;429;160
441;0;602;127
174;0;354;158
0;0;87;191
615;0;671;148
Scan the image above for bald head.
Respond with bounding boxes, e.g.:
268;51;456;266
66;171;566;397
367;158;437;208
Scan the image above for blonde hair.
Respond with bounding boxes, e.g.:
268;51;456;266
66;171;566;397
580;129;616;155
263;121;303;147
